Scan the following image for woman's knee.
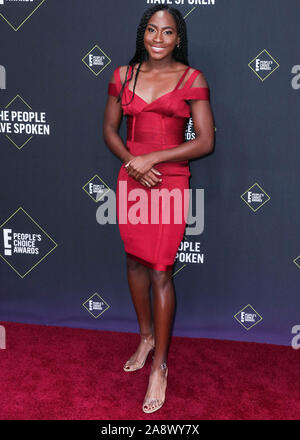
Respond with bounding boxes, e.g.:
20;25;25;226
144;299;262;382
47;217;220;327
126;255;148;272
149;268;172;288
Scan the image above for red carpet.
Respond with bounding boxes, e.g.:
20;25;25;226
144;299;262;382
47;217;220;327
0;321;299;420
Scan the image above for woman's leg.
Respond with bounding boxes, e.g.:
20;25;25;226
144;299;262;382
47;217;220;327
124;254;154;369
143;268;175;410
150;269;175;367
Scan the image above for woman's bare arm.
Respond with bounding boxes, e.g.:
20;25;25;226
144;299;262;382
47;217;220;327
150;72;215;165
103;70;162;187
102;73;134;164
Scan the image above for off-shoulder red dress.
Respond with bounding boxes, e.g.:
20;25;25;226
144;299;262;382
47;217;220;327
108;65;209;271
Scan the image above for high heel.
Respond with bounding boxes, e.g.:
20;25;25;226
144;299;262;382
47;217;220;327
142;362;168;414
123;336;155;372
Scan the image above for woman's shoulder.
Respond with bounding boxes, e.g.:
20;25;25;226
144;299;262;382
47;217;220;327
109;65;129;85
110;63;208;88
112;65;133;84
184;65;208;88
169;63;207;88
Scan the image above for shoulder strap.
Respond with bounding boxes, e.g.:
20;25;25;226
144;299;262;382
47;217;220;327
121;65;134;90
108;66;122;96
184;87;210;101
183;69;202;89
113;65;132;94
174;67;191;90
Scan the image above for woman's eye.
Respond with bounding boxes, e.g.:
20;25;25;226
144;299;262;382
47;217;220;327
147;27;172;35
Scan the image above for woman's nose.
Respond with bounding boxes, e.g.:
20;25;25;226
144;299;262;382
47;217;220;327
153;32;163;42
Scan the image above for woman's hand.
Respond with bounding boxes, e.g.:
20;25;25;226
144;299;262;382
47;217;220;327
125;153;157;178
125;153;162;187
138;169;163;188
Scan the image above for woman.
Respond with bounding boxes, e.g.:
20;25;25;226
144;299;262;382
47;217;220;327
103;5;214;413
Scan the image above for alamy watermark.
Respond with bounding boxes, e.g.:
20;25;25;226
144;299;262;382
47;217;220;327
291;325;300;349
96;183;204;235
0;325;6;349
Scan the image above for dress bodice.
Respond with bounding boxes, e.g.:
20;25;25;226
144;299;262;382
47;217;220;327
107;65;210;176
108;64;210;118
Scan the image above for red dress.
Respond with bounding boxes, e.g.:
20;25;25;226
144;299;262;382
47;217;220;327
108;65;210;271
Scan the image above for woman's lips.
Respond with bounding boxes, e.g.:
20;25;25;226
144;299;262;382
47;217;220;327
151;46;165;53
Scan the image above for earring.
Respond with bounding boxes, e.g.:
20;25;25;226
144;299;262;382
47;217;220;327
177;43;180;48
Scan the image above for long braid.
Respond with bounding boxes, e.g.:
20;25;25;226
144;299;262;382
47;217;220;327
116;5;189;106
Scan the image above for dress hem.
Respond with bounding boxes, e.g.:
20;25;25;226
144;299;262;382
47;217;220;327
125;252;173;272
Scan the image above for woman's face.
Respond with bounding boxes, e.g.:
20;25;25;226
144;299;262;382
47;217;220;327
144;10;180;60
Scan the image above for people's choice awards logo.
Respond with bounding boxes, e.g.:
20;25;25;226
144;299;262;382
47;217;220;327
248;49;279;81
82;293;110;319
0;0;46;31
82;175;110;203
240;183;270;212
82;45;111;76
234;304;263;330
0;207;58;277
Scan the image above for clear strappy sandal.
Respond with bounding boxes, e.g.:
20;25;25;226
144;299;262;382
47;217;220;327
123;336;155;372
142;362;168;413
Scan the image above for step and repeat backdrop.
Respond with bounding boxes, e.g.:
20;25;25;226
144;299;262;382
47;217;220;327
0;0;299;347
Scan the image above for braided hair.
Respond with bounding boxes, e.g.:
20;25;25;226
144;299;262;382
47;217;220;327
116;5;189;106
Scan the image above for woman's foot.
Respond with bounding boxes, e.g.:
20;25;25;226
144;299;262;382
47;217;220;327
142;362;168;413
123;334;155;372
